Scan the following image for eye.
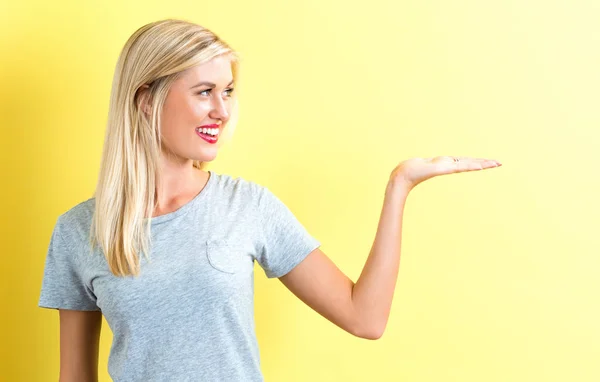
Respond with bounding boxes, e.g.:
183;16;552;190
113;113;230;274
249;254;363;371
197;88;235;97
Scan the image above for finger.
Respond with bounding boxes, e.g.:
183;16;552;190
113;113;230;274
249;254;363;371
453;156;498;163
454;157;500;171
472;157;501;168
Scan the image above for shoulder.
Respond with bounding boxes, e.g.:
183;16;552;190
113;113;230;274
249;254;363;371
55;197;95;243
208;172;279;224
211;171;267;202
213;171;263;191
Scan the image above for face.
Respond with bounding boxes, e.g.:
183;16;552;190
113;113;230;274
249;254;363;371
158;55;235;165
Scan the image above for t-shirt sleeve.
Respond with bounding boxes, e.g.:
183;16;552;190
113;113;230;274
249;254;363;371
38;217;101;311
254;186;321;279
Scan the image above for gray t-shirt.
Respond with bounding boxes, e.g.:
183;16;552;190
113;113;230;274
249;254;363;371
38;170;321;381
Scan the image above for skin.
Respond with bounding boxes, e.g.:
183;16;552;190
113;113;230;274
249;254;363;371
58;54;503;382
58;56;237;382
144;54;504;340
141;54;235;217
280;157;502;339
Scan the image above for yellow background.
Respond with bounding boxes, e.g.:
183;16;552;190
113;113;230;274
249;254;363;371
1;0;599;381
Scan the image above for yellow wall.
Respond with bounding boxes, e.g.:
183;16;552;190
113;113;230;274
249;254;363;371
2;0;598;380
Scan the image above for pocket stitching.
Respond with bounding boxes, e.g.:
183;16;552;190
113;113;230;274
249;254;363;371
206;240;238;274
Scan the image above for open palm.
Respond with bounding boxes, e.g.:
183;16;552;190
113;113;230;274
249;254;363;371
391;156;502;191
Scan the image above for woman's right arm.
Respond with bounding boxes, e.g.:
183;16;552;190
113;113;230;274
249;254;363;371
58;309;102;382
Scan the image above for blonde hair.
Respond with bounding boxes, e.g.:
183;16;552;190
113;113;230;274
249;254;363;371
89;19;240;277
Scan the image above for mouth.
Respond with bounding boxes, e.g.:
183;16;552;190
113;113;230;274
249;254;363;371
195;125;220;144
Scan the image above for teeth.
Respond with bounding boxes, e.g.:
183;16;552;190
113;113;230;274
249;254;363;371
197;127;219;136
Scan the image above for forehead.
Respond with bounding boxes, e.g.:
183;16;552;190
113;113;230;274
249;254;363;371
180;55;234;85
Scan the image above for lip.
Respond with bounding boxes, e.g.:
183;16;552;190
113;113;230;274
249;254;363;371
196;128;218;144
196;124;220;144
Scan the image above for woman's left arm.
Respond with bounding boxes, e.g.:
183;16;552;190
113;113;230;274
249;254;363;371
279;156;502;340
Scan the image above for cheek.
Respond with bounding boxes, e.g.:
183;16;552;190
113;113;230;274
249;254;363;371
189;102;212;122
161;96;182;128
163;99;210;130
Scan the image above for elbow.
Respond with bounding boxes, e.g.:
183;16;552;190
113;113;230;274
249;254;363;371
349;302;388;339
365;326;385;340
353;321;386;340
59;373;98;382
356;327;384;340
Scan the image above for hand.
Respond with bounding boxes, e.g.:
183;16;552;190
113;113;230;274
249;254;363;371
390;156;502;191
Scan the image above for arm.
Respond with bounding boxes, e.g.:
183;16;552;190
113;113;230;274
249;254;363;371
279;156;500;339
58;309;102;382
279;181;408;340
350;180;409;338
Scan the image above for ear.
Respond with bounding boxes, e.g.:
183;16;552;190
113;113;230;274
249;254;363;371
137;84;153;115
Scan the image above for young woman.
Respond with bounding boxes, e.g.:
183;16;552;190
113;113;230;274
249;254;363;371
38;18;501;382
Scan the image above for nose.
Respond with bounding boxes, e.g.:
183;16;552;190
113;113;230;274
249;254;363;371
209;95;230;122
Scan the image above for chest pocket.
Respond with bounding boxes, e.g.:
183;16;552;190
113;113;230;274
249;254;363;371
205;239;252;274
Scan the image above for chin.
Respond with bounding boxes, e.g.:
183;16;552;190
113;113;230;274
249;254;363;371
194;153;218;162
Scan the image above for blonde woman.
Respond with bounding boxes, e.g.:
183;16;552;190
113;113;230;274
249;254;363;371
37;18;502;382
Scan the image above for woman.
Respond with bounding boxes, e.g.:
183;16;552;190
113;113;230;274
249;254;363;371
38;18;501;382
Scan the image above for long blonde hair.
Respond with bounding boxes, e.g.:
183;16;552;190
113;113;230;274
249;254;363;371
89;19;240;277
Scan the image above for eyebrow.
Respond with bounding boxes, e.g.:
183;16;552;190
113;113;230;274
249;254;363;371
190;79;234;89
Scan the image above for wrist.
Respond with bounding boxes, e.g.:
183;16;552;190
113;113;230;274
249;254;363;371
385;176;412;199
387;173;413;192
